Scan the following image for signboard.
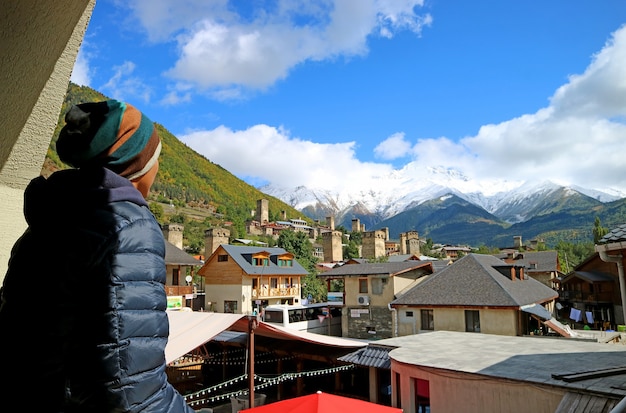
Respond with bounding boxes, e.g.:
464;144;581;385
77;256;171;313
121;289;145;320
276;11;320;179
327;292;344;304
350;308;369;318
167;295;184;309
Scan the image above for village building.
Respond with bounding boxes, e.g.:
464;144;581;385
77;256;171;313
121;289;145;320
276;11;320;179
197;244;309;314
557;252;624;330
390;253;558;337
318;261;434;339
343;331;626;413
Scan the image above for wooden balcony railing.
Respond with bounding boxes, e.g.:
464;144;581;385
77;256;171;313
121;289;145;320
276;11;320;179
165;285;194;296
252;286;299;299
559;290;614;302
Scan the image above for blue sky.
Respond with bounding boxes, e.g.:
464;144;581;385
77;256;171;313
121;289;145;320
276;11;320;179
73;0;626;196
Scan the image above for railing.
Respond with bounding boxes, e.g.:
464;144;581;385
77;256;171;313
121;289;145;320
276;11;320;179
165;285;194;296
559;290;614;302
252;287;299;298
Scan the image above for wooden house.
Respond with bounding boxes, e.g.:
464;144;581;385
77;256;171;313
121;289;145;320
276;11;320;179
197;244;308;314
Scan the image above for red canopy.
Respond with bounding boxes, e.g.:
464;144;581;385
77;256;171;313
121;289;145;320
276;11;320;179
240;391;402;413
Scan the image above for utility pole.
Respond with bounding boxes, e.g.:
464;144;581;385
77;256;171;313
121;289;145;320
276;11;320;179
247;315;258;408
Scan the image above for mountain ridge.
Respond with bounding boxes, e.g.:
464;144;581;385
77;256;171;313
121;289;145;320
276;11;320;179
261;174;626;246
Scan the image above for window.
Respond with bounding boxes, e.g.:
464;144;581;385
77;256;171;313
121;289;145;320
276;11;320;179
371;278;384;294
359;278;368;293
465;310;480;332
218;254;228;262
224;300;237;314
270;278;278;289
278;258;293;267
172;268;180;285
414;379;430;413
253;257;269;266
421;309;434;330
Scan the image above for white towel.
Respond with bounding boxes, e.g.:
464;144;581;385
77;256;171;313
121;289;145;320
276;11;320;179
570;308;582;322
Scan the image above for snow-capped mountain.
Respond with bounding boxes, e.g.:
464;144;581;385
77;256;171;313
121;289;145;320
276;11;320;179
260;166;625;228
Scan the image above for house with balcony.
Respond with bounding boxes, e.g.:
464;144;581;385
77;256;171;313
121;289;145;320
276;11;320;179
390;253;558;337
163;240;204;310
558;251;624;330
197;244;308;314
317;261;434;340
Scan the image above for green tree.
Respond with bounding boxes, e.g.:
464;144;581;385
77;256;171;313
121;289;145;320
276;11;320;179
556;240;594;273
343;230;362;259
277;230;325;301
149;202;164;224
593;217;609;244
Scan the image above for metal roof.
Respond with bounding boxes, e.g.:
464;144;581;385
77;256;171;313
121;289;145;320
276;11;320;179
164;240;203;266
318;261;433;277
216;244;309;276
598;223;626;244
338;345;393;369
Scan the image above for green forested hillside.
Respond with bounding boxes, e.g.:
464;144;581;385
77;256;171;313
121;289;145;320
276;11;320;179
43;83;306;251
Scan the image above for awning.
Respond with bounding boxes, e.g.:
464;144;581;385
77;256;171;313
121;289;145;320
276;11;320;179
230;318;368;348
521;303;552;320
165;311;244;363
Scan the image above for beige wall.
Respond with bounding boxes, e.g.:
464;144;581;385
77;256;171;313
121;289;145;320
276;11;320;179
391;359;565;413
206;284;245;313
397;307;520;336
0;0;95;280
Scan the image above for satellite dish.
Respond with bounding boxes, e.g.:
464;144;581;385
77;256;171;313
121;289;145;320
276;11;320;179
556;302;563;310
185;275;193;283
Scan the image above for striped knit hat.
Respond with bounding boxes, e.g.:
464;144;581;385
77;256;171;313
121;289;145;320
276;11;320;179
57;100;161;180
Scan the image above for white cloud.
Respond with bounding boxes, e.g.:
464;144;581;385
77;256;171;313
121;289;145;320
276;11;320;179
179;24;626;195
70;47;92;86
179;124;393;193
126;0;430;95
374;132;412;160
393;24;626;193
100;61;153;103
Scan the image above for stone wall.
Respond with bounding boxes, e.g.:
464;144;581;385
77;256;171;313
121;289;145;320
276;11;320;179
344;305;393;339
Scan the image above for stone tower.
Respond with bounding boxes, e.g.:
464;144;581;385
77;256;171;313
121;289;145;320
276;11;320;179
326;216;335;230
204;227;230;258
256;199;269;224
322;230;343;263
361;230;386;259
399;231;420;255
162;223;184;250
351;218;361;233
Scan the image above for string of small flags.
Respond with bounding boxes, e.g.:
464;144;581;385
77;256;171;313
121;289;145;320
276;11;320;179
184;364;355;407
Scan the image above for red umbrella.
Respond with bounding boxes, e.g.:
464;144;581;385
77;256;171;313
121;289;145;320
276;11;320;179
240;391;403;413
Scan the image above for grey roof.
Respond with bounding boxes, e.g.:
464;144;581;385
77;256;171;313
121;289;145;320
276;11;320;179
598;223;626;244
218;244;308;275
506;251;559;272
562;270;616;283
164;240;203;266
384;331;626;398
387;254;420;262
317;261;433;277
337;345;393;369
391;253;558;307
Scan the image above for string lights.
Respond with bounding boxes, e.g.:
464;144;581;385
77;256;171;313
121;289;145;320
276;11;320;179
183;364;355;407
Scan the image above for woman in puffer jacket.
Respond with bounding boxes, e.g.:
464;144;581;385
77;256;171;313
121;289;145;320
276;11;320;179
0;100;194;413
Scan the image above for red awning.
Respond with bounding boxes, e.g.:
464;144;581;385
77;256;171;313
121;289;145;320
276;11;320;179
240;391;402;413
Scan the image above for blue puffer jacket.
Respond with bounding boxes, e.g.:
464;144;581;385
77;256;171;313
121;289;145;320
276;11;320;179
0;167;193;413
